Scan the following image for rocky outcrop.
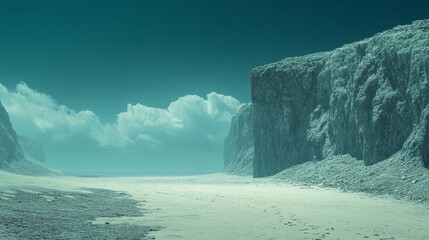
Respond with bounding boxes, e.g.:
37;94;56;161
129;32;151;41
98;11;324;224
0;102;22;167
224;104;254;175
251;19;429;177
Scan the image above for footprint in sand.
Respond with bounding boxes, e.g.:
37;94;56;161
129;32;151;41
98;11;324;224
284;221;295;227
308;224;319;230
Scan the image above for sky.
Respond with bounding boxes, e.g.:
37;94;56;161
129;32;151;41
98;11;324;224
1;0;429;174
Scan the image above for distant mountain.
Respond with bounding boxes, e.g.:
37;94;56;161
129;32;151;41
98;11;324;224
18;135;46;163
0;101;22;167
223;103;253;175
0;101;57;175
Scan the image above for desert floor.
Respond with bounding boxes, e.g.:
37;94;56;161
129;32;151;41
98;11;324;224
1;171;429;240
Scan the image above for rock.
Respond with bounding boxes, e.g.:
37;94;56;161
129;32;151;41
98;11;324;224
251;19;429;177
0;101;22;167
224;104;254;175
419;106;429;167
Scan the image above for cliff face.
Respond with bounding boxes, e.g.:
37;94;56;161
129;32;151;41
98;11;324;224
0;102;22;167
224;104;254;175
0;102;55;175
252;20;429;177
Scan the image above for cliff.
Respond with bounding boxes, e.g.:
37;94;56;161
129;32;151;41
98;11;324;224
251;19;429;177
224;104;254;175
0;101;56;175
0;102;22;167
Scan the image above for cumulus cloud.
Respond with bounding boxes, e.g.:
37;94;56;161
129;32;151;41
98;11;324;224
0;83;129;148
0;83;242;154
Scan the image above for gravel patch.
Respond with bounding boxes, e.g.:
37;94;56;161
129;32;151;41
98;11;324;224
0;187;159;239
274;154;429;205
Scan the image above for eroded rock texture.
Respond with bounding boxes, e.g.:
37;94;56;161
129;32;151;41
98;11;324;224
252;20;429;177
224;104;254;175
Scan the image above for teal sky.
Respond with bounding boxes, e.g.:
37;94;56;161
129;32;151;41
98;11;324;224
1;0;428;121
1;0;429;174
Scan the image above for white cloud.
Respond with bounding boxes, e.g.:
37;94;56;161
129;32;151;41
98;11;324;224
0;83;242;154
0;83;129;148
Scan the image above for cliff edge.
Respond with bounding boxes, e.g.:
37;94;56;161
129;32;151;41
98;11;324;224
252;19;429;177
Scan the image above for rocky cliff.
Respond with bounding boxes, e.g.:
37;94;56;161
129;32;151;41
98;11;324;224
224;104;254;175
0;101;22;167
251;19;429;177
0;101;55;175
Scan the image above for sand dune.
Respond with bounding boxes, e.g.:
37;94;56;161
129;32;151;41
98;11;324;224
1;171;429;240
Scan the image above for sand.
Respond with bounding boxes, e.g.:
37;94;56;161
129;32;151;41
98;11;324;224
1;171;429;240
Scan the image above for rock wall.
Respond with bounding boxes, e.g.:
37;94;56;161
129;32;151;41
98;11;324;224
224;104;254;175
251;19;429;177
0;101;22;167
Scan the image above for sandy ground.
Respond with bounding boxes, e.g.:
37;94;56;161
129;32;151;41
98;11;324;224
1;171;429;240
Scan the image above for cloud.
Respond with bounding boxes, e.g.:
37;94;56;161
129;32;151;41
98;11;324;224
115;93;242;150
0;83;242;155
0;83;129;148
